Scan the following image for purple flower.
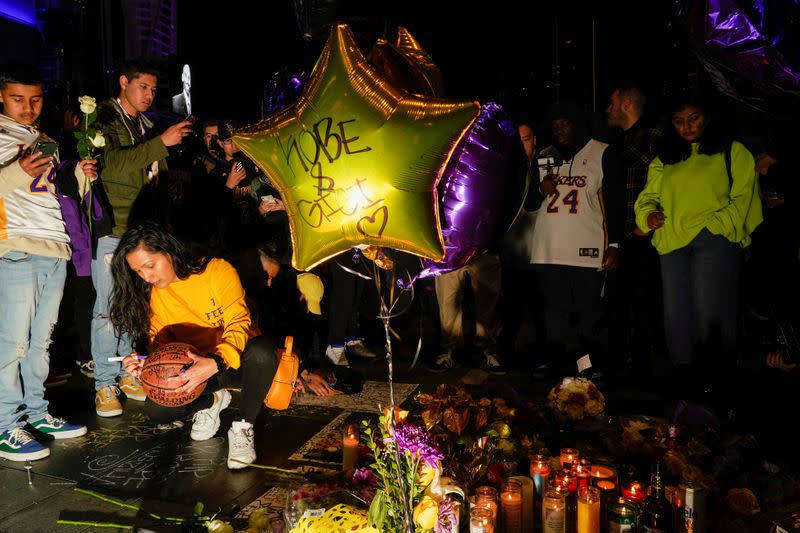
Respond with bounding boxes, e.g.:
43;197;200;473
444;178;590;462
394;422;444;467
352;467;377;488
435;497;457;533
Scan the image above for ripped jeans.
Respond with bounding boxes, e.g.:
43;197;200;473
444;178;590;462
0;251;66;433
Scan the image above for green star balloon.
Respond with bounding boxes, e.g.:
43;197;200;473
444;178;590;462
234;24;479;271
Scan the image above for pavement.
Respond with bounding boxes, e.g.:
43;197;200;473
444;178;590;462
1;330;793;532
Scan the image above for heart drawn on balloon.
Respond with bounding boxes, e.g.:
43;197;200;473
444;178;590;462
356;205;388;238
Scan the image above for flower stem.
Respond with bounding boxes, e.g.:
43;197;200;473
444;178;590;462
57;519;133;529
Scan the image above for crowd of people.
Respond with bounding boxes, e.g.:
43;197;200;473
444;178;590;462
0;58;797;470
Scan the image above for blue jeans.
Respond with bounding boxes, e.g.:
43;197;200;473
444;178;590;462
660;228;741;366
0;252;66;432
91;236;132;390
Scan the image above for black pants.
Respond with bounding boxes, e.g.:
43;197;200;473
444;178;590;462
145;335;277;424
327;256;366;345
535;264;606;362
610;234;663;364
498;263;544;358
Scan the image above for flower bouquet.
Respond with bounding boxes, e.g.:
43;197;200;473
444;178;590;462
546;377;605;423
364;407;459;532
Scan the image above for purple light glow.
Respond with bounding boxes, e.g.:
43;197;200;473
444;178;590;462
0;0;36;27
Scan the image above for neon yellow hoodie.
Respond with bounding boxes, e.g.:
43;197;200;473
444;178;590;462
635;141;763;255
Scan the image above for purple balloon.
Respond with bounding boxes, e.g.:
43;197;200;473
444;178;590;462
404;102;523;284
701;0;800;89
261;70;307;117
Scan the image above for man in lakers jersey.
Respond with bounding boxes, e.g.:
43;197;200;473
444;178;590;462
525;101;623;372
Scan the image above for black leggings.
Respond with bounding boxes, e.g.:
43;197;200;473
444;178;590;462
144;335;277;425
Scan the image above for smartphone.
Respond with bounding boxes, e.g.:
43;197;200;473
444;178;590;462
31;139;58;159
261;195;276;204
234;161;243;172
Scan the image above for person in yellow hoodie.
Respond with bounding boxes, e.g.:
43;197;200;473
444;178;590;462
634;92;762;377
109;222;328;469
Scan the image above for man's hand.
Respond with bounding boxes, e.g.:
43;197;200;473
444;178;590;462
173;350;219;393
160;120;193;147
122;352;146;378
19;152;54;177
225;163;246;189
766;351;796;373
755;153;777;176
258;198;286;215
601;246;619;270
647;211;666;230
539;175;557;196
296;370;333;397
78;158;99;181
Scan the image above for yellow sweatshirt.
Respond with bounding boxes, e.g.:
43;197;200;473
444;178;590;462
635;141;763;255
149;258;257;369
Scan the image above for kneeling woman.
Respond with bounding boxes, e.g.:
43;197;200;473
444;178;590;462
109;223;331;469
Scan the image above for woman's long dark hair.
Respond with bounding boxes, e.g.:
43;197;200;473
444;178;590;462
109;222;210;350
659;92;732;165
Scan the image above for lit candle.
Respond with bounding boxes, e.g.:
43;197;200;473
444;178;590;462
501;479;523;533
542;486;566;533
577;486;600;533
474;495;498;521
474;486;498;521
342;423;359;471
608;497;639;532
530;454;551;496
595;480;616;528
554;470;577;533
560;448;579;469
621;480;646;504
575;459;592;489
470;507;494;533
555;468;577;495
509;476;534;532
590;464;616;485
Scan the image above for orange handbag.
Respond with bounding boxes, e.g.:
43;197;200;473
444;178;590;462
264;336;299;410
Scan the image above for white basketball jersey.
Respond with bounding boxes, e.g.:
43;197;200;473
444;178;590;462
530;139;609;268
0;114;69;244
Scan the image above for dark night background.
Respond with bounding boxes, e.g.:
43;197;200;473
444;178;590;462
177;0;680;123
1;0;799;148
0;1;685;123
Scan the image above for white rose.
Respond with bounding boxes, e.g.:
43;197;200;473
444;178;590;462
78;95;97;114
89;132;106;148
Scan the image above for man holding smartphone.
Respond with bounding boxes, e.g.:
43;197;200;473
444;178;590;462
90;59;194;418
0;63;94;460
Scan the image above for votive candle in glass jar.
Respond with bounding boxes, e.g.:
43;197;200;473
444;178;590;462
560;448;579;469
577;486;601;533
470;506;494;533
500;479;523;533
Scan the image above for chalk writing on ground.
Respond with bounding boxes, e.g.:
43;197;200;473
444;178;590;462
81;437;225;489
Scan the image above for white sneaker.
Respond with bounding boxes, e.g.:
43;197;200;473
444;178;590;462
325;344;350;366
227;419;256;469
191;389;232;441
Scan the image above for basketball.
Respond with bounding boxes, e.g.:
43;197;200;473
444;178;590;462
140;342;206;407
